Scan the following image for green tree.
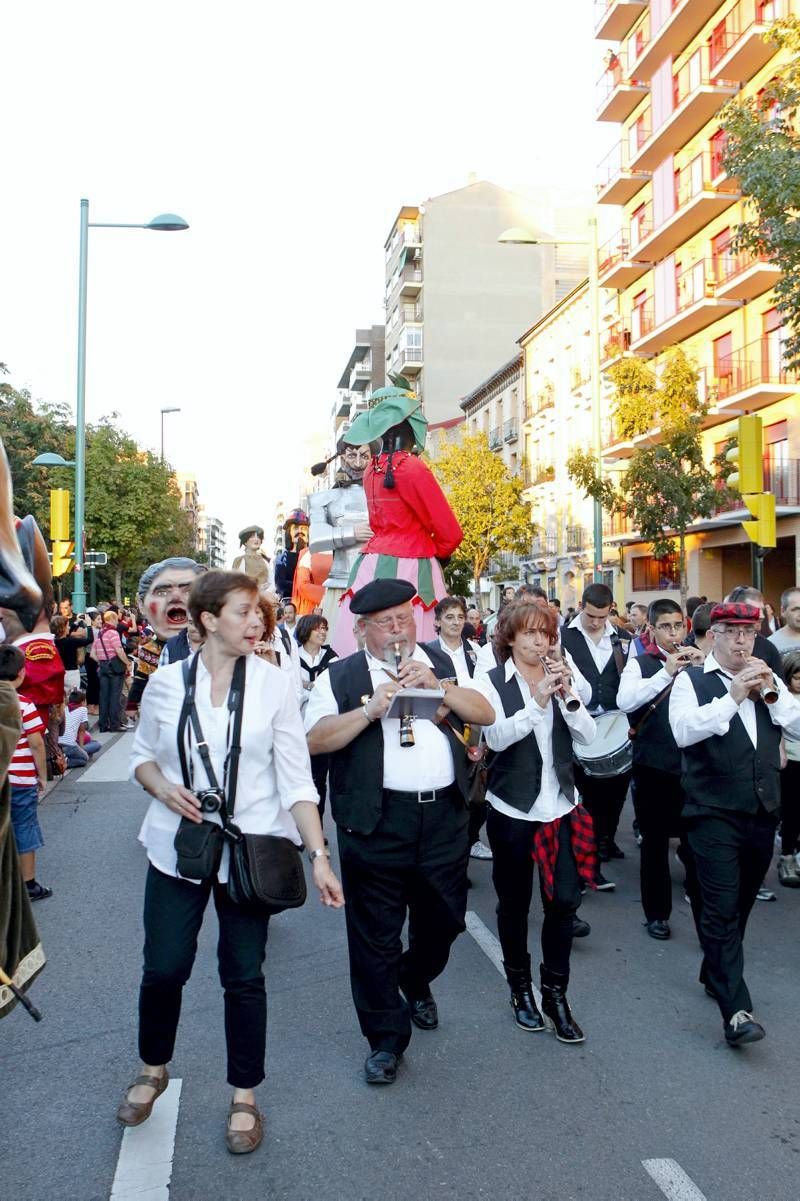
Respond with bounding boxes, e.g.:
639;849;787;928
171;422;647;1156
0;366;73;526
429;432;535;601
568;349;730;606
720;15;800;369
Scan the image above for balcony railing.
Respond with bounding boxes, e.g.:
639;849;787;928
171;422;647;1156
530;534;559;557
630;259;741;353
531;463;556;486
596;46;649;122
709;0;783;81
715;452;800;511
629;0;723;82
397;344;423;370
603;510;634;537
594;0;648;41
529;385;555;417
600;320;632;366
565;525;586;553
597;139;651;205
710;335;799;407
597;229;651;289
503;418;518;442
489;426;503;450
629;152;739;262
401;303;423;324
712;247;781;301
492;551;522;575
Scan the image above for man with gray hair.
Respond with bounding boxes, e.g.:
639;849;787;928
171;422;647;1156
128;557;206;706
769;586;800;656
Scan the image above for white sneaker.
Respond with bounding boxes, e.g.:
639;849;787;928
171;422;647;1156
469;840;493;861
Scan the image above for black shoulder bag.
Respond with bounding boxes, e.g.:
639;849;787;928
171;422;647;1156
175;653;307;912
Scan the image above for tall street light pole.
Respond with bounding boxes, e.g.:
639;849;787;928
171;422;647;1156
498;217;604;582
160;406;181;461
73;200;189;611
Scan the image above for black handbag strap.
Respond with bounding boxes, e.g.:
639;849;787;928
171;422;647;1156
177;653;246;839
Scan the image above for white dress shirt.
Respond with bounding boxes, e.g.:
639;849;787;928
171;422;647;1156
669;651;800;749
272;628;303;703
437;636;479;686
304;645;458;791
130;653;316;883
617;651;672;714
566;614;633;713
475;637;592;707
474;659;595;823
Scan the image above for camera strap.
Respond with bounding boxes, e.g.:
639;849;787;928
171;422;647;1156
177;653;247;829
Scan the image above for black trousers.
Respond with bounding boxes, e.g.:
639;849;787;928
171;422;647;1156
311;753;330;820
486;806;582;977
467;760;488;845
685;805;776;1022
780;760;800;855
632;764;697;923
574;762;631;848
138;865;271;1088
337;787;469;1055
98;661;125;731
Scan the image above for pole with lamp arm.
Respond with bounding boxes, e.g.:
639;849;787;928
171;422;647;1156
160;406;181;462
498;219;604;582
72;200;189;611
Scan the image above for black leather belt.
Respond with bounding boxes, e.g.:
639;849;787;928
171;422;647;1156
383;784;458;805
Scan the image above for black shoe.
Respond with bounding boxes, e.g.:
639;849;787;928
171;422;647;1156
504;964;546;1032
597;838;612;863
645;919;670;940
26;880;53;902
400;986;438;1030
594;871;616;892
571;916;591;938
364;1050;401;1084
540;965;585;1044
608;841;625;859
724;1011;765;1047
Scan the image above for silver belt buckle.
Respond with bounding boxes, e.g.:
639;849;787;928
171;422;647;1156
418;788;437;804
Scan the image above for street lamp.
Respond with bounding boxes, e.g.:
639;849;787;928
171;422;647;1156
498;217;604;583
32;453;76;468
160;406;181;461
72;199;189;610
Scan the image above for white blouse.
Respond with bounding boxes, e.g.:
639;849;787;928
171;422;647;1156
129;652;317;883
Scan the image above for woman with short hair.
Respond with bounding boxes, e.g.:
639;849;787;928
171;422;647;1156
91;610;130;732
121;570;343;1154
295;614;337;817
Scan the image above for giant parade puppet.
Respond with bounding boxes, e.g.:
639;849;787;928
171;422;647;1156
0;437;51;1021
330;377;463;656
305;439;375;625
232;525;273;591
128;556;206;705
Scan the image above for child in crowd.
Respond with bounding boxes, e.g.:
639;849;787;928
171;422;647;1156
59;688;101;768
0;644;51;901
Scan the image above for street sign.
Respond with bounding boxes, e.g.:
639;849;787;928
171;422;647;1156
85;551;108;566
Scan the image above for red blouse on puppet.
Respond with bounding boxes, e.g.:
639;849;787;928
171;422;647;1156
361;452;462;559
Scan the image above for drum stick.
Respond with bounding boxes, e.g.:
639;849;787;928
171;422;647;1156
0;964;43;1021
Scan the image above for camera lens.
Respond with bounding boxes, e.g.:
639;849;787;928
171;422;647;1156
200;791;221;813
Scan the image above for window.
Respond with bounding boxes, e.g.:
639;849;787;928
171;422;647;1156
630;203;647;248
765;419;788;498
713;332;734;390
709;129;727;178
631;555;680;591
631;289;648;341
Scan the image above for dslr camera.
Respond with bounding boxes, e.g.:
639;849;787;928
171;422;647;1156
197;787;225;814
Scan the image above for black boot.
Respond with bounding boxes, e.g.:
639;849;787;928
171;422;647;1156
540;964;585;1044
503;960;545;1032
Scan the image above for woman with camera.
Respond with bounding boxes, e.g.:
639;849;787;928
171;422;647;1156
122;571;343;1154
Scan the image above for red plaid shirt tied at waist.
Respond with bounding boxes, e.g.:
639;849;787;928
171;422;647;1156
531;804;597;900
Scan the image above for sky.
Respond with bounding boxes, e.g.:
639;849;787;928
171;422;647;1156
1;1;614;558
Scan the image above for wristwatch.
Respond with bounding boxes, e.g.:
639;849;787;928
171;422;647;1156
361;696;376;722
308;847;329;864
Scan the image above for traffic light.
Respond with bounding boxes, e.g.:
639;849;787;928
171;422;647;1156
51;541;75;577
50;488;71;540
742;492;776;548
726;415;764;494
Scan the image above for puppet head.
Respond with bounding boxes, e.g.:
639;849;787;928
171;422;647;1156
136;556;206;640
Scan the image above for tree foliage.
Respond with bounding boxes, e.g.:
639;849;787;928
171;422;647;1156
567;349;730;603
429;432;535;600
608;348;706;441
720;16;800;368
0;365;195;602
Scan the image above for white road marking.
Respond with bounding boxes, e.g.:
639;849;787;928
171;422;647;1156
82;731;136;783
110;1078;182;1200
465;910;544;1006
642;1159;709;1201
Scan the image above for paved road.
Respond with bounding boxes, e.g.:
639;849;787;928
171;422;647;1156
2;735;798;1201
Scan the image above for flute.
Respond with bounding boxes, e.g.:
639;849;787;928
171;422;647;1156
393;641;416;746
538;654;580;711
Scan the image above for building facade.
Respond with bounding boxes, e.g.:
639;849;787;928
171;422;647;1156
594;0;800;606
176;473;201;551
199;515;226;569
383;181;589;424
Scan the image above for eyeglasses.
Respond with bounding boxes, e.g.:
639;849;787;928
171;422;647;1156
151;582;193;598
654;621;686;634
716;625;757;639
365;612;414;631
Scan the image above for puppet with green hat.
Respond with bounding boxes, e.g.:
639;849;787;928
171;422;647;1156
331;376;463;656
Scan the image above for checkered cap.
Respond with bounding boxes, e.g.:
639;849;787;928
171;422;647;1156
709;602;761;625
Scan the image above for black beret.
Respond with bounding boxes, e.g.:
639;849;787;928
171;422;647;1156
350;578;416;615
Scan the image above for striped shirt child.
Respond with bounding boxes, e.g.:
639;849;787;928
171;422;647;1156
10;693;46;787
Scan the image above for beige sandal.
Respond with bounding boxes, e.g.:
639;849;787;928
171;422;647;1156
116;1070;169;1127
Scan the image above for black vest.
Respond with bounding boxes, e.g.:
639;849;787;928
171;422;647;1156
560;625;630;712
420;638;477;678
327;645;470;835
625;652;681;776
680;667;781;813
486;664;575;814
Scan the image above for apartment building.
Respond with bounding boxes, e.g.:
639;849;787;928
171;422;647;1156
176;473;201;551
594;0;800;605
383;180;589;425
518;282;624;607
197;513;226;569
324;326;387;488
460;354;525;477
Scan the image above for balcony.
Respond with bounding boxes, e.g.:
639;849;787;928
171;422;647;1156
503;418;518;443
527;384;555;419
597;229;652;290
530;533;558;558
629;260;741;354
709;0;783;83
530;463;556;487
399;267;423;297
597;140;651;205
712;249;782;302
334;394;351;422
565;525;586;553
713;454;800;519
489;426;503;450
596;47;650;122
602;421;663;462
594;0;648;41
600;319;633;367
709;336;800;415
491;551;522;576
349;355;372;392
629;153;740;263
628;51;738;172
396;344;423;375
603;510;635;539
630;0;725;81
401;302;423;324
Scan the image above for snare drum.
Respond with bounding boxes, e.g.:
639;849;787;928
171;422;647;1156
572;710;632;778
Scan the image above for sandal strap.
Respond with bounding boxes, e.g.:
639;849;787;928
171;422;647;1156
133;1073;165;1089
229;1102;259;1118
